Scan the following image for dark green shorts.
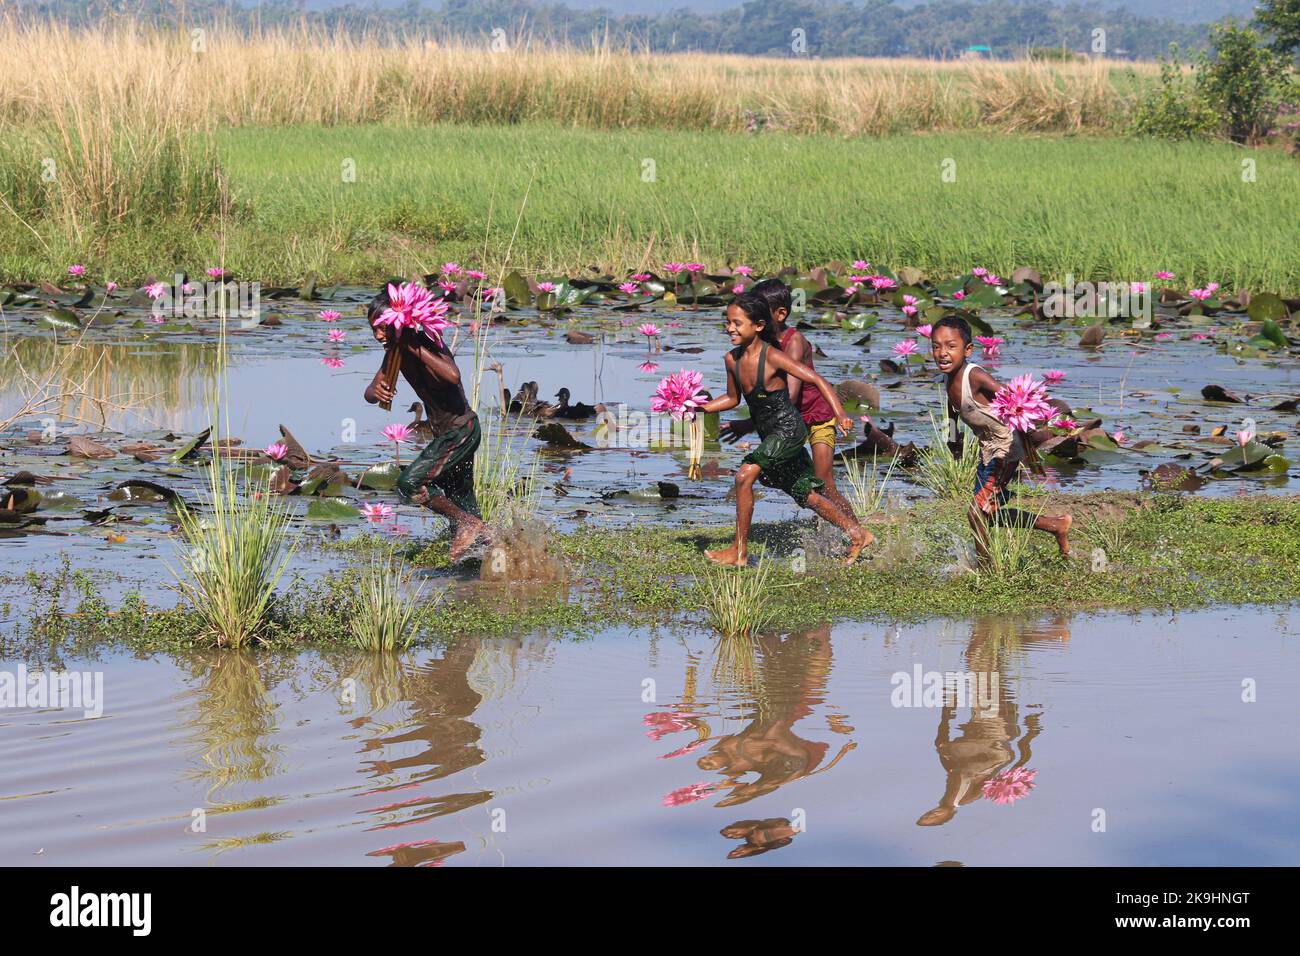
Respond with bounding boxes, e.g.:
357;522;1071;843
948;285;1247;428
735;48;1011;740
396;413;481;517
743;433;824;507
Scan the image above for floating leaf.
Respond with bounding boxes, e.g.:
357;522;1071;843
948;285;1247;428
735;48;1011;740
306;497;362;520
169;427;212;463
358;462;401;490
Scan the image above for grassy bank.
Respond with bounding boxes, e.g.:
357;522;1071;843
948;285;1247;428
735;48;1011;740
8;494;1300;657
3;124;1298;289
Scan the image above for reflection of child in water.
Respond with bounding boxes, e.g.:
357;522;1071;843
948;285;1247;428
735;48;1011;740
698;628;855;808
915;616;1067;826
720;818;801;859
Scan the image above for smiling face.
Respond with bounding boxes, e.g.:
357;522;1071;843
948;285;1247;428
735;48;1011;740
931;324;973;376
724;302;763;347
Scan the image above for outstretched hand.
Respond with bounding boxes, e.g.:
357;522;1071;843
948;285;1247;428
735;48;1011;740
719;419;755;444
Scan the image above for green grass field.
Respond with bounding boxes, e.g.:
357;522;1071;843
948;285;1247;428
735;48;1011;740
4;123;1299;290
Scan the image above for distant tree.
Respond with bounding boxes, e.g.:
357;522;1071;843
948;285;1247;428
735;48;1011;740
1255;0;1300;56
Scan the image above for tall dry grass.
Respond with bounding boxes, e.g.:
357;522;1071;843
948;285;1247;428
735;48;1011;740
0;17;1146;137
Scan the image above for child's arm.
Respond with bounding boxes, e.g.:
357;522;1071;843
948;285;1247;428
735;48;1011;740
781;330;809;408
403;335;462;386
765;348;852;434
700;356;741;414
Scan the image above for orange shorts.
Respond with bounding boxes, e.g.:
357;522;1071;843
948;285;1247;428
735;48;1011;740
807;419;837;448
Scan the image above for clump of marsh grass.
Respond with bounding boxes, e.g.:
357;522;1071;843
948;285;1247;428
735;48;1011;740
348;557;426;651
841;451;897;517
917;412;979;503
170;457;296;649
978;497;1050;579
1078;512;1135;559
474;406;542;526
695;554;788;638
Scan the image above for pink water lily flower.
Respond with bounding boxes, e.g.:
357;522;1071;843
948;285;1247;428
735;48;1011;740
848;274;871;285
733;265;753;276
652;369;709;421
375;282;452;345
106;281;118;293
685;263;704;273
1049;416;1077;430
869;275;896;291
1154;271;1175;280
619;282;640;294
639;323;661;337
732;283;746;294
902;294;918;307
662;262;686;275
631;272;651;282
535;281;557;293
893;339;919;358
851;259;870;270
1130;281;1147;294
662;781;716;807
982;273;1003;286
265;442;288;460
902;305;917;317
441;262;461;275
1189;288;1213;300
916;324;933;338
206;266;226;278
1191;332;1211;341
328;329;346;343
952;290;966;300
361;502;396;523
438;281;457;294
989;374;1053;433
1205;281;1220;293
383;423;414;444
67;264;86;277
1237;427;1254;448
320;357;345;369
1044;369;1065;384
1113;430;1128;445
144;282;167;299
466;269;486;281
982;767;1037;805
319;309;341;321
1154;332;1173;341
976;335;1005;354
972;267;988;277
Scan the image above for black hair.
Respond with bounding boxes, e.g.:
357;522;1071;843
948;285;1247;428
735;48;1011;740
932;314;972;346
749;277;793;317
730;292;784;348
366;287;390;325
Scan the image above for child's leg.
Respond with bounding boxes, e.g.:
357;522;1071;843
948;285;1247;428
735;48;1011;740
810;441;857;520
994;508;1072;555
412;487;488;559
706;463;761;566
805;490;872;565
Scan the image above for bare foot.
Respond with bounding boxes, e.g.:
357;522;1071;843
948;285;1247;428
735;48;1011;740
705;546;748;567
843;528;874;566
1053;514;1072;556
411;485;431;506
450;518;490;561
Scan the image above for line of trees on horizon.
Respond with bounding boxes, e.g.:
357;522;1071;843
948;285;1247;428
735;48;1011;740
8;0;1216;59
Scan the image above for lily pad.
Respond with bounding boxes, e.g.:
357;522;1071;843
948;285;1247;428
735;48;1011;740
306;497;362;521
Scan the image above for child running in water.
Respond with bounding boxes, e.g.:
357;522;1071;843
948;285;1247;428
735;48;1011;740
930;315;1071;562
719;278;856;521
364;288;488;560
700;292;872;567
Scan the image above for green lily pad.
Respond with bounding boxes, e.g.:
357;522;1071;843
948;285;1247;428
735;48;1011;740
358;462;401;490
306;497;362;521
1246;292;1289;324
169;427;212;463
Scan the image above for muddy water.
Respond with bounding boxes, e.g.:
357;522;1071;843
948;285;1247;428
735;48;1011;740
2;294;1298;602
2;607;1296;866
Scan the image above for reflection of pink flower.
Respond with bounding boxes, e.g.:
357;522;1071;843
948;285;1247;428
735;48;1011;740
989;374;1053;433
319;309;340;321
362;503;396;522
659;738;708;760
643;711;694;740
982;767;1037;805
638;360;660;373
1192;333;1210;341
383;423;414;444
893;339;919;358
917;324;933;338
320;357;345;369
265;442;288;460
1154;332;1173;341
1044;369;1065;384
652;370;709;421
662;781;716;807
732;283;745;294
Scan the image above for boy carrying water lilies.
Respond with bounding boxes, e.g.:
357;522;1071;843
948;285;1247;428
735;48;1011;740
364;285;488;560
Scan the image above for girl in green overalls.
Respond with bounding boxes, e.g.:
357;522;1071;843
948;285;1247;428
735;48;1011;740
699;293;872;567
